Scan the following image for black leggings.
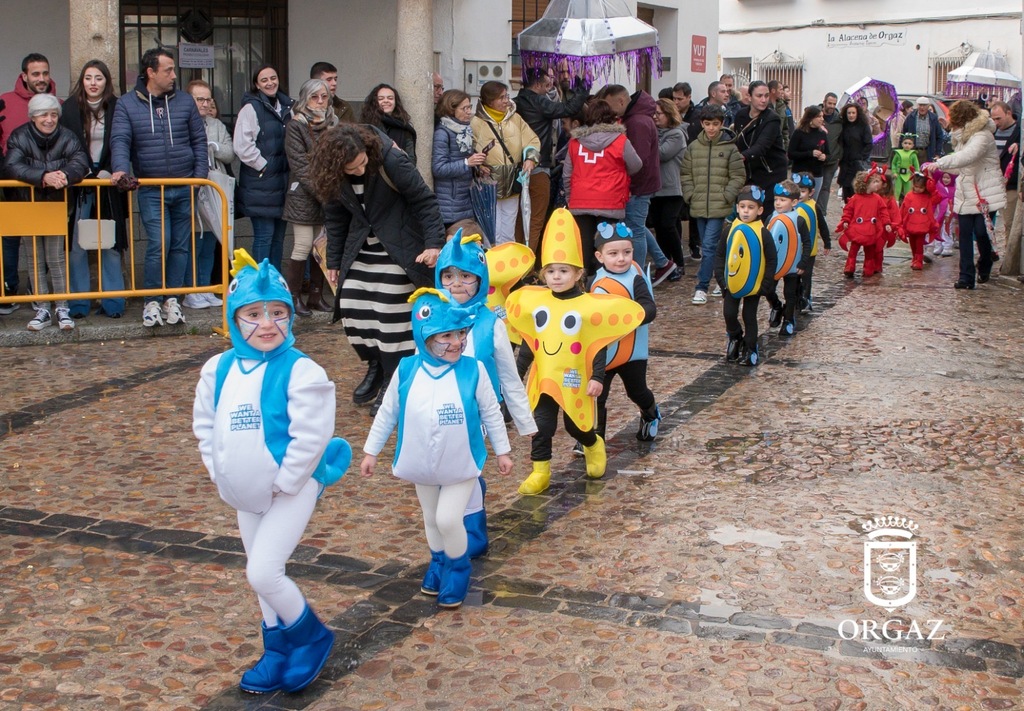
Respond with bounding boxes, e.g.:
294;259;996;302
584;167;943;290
723;293;761;351
647;196;685;267
569;213;601;276
596;360;656;438
531;393;598;461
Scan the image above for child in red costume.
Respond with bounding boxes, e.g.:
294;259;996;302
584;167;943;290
873;169;902;275
836;170;892;278
900;172;939;270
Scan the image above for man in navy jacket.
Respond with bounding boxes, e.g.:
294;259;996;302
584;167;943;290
110;47;208;328
903;97;944;165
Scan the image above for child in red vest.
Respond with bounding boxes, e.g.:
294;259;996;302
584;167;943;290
900;172;939;270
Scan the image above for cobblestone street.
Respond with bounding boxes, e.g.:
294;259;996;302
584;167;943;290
2;236;1023;710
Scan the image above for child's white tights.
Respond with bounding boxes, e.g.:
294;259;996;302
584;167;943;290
415;478;477;558
237;478;319;627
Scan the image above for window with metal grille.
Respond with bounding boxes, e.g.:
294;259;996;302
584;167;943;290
120;0;287;128
756;63;803;115
932;54;966;96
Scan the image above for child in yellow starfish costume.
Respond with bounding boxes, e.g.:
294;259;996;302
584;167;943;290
505;209;645;495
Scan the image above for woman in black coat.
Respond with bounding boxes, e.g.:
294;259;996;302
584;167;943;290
59;59;128;318
837;103;874;204
4;93;91;331
310;124;444;412
787;105;829;200
732;81;788;196
360;83;417;165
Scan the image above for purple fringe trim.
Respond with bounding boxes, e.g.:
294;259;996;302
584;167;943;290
945;81;1019;102
519;47;663;89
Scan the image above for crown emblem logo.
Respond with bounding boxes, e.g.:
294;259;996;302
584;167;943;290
862;515;919;611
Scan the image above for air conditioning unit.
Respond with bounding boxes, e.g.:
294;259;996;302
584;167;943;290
464;60;507;96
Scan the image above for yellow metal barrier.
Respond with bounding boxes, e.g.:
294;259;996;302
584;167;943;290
0;177;231;334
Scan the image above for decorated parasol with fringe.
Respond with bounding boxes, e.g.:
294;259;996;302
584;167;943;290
518;0;662;89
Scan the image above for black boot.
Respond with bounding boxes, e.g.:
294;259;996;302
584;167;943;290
369;381;387;417
285;260;312;317
353;360;384;404
306;265;333;313
726;335;743;362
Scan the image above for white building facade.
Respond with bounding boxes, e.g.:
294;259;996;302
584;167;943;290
719;0;1022;115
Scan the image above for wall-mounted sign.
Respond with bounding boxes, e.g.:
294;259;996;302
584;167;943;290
692;35;707;73
178;42;215;69
827;29;907;49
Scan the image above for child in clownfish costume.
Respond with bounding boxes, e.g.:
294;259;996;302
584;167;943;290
193;250;352;695
793;172;831;313
506;208;644;495
360;288;513;609
900;172;940;270
589;221;661;442
715;185;778;365
836;170;892;278
435;231;537;559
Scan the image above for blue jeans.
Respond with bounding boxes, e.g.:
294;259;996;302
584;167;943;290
624;194;654;267
644;227;669;268
68;191;125;317
2;236;20;294
250;216;287;270
185;231;218;288
958;212;994;286
137;186;193;304
695;217;725;292
812;176;824;202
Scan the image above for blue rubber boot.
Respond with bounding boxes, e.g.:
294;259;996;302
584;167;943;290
239;622;290;694
437;552;472;609
464;477;489;559
420;549;444;595
279;604;335;693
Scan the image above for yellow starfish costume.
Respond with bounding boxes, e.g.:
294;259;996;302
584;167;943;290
505;210;644;433
485;242;536;345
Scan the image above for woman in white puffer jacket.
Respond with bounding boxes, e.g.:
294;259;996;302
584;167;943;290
926;101;1006;290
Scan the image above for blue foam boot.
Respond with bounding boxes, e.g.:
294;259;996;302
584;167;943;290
421;549;444;595
437;552;472;609
464;477;489;558
239;622;290;694
279;604;335;693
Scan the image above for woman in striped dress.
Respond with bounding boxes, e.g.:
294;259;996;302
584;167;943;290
310;124;445;413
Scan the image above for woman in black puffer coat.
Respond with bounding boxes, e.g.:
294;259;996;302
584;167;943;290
837;103;874;204
732;81;788;196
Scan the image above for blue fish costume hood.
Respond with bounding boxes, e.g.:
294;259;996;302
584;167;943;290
410;287;475;367
217;249;351;491
434;230;490;310
226;250;296;360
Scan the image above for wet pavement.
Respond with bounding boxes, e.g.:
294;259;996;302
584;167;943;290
2;213;1024;710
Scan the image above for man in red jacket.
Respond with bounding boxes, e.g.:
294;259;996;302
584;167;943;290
0;52;58;313
598;84;662;270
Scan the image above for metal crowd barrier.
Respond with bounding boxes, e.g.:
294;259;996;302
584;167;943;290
0;177;231;334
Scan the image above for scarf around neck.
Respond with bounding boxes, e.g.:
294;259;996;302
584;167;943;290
441;116;474;154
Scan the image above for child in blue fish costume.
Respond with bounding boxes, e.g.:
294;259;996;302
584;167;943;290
435;231;536;559
361;288;513;609
193;250;352;695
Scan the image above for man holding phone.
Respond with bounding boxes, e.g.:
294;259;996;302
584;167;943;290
514;66;588;250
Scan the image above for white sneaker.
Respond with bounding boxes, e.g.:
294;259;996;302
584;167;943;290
163;297;185;325
27;307;52;331
941;245;953;256
711;285;722;297
182;293;209;310
202;292;223;306
143;301;163;327
692;290;708;305
56;307;75;331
